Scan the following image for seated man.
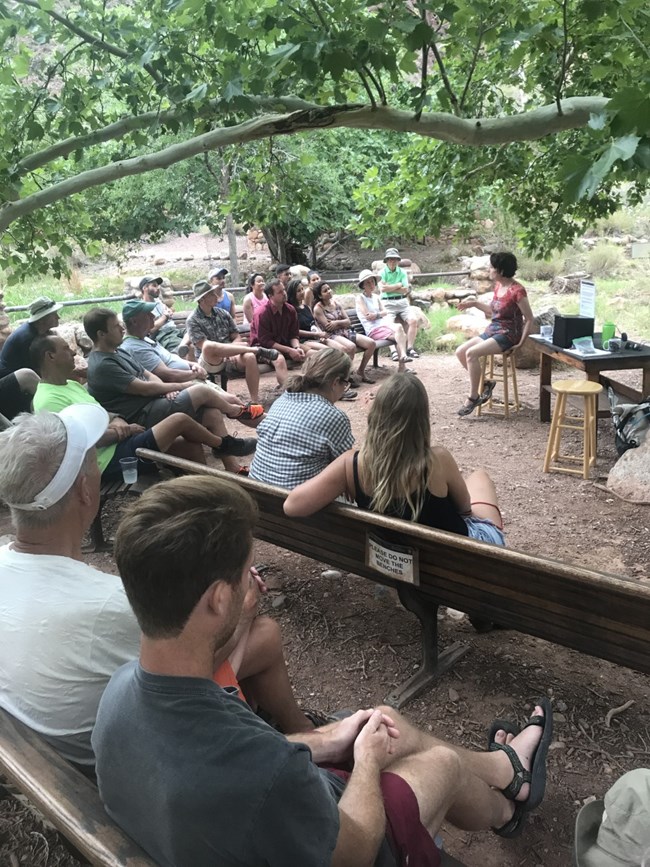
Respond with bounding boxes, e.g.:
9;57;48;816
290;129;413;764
83;307;256;472
207;266;235;316
0;296;61;378
379;248;421;359
119;300;263;423
139;275;183;351
186;281;284;403
0;410;315;772
32;334;229;472
94;474;553;867
250;278;317;370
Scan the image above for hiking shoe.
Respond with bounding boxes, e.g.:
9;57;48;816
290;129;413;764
212;436;257;457
257;347;279;362
341;388;358;401
235;402;264;421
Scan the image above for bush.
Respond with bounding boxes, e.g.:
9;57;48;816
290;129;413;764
586;242;625;278
415;306;460;353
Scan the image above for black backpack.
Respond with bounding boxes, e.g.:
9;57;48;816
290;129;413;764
608;387;650;455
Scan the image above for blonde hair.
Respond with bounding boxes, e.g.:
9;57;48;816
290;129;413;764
358;375;435;519
285;347;351;393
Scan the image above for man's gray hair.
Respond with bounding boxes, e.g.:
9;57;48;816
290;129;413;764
0;412;92;530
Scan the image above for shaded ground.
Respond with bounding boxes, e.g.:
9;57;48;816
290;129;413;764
2;353;649;867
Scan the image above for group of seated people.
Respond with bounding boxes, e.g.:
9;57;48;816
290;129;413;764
0;405;555;866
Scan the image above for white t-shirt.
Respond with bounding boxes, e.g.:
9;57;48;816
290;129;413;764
0;545;140;767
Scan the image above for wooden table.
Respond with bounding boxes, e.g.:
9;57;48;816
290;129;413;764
529;335;650;422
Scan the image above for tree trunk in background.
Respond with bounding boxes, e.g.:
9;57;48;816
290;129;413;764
220;159;239;287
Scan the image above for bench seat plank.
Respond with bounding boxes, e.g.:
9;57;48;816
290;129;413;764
0;709;154;867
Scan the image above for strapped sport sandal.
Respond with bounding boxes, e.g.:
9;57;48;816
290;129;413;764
390;348;399;362
235;402;264;421
257;346;279;362
480;379;497;401
457;396;482;416
406;347;420;358
212;436;257;457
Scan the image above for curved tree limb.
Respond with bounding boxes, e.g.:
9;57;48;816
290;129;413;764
0;97;610;232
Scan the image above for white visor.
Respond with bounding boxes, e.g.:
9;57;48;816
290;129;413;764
8;404;109;511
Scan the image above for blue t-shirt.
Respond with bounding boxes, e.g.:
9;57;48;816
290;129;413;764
0;322;38;376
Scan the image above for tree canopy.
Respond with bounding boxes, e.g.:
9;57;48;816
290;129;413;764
0;0;648;277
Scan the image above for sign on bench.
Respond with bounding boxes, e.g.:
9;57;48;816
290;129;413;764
367;532;419;584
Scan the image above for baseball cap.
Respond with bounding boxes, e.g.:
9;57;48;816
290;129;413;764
138;276;163;292
383;248;401;261
5;405;109;511
358;269;377;288
574;769;650;866
275;263;291;274
208;267;228;280
192;280;215;302
122;300;157;320
28;296;63;323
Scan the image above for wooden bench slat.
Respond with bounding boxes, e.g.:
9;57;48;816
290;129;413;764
0;710;154;867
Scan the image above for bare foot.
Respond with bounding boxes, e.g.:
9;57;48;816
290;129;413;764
492;705;545;802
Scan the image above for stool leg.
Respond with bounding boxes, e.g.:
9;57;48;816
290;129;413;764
591;394;598;465
502;356;510;419
543;393;563;472
477;357;487;417
510;356;520;411
582;396;591;479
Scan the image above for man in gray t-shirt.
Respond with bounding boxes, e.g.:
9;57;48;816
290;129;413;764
93;476;550;867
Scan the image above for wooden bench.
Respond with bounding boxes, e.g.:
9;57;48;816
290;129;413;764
0;708;155;867
137;449;650;709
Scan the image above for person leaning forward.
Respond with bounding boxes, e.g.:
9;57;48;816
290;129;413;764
93;473;554;867
83;307;256;471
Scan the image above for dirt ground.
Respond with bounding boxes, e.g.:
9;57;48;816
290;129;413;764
2;354;650;867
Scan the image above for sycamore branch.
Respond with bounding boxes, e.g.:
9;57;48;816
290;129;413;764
0;97;610;233
13;0;163;85
14;96;317;175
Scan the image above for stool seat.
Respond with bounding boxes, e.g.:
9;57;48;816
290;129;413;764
543;379;603;479
478;353;520;418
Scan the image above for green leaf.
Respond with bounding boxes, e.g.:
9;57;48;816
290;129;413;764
185;82;208;101
608;88;650;136
12;53;29;78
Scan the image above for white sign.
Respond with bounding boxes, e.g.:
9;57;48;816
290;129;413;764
366;533;419;585
579;280;596;318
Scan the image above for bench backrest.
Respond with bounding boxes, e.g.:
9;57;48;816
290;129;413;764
136;449;650;676
0;709;155;867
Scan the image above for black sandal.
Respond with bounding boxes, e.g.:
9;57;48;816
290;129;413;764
457;396;482;416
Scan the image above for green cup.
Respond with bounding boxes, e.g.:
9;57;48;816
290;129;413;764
602;322;616;344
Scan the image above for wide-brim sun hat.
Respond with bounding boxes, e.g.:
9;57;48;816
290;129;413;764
6;404;109;512
574;770;650;867
28;296;63;323
192;280;214;302
383;248;400;261
358;269;377;288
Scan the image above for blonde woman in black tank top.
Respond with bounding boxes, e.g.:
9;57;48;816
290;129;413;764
285;374;505;546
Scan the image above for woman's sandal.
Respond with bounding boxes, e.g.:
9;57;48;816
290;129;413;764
360;373;375;384
407;347;420;358
480;379;497;402
457;396;482;416
390;348;399;362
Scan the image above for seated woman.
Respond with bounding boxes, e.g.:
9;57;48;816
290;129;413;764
249;348;356;489
242;272;268;326
284;373;505;550
356;269;411;372
312;280;376;385
455;251;534;417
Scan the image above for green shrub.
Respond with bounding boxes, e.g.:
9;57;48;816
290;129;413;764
586;242;625;278
415;306;460;353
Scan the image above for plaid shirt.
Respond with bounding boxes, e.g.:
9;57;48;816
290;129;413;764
249;392;354;489
186;305;237;348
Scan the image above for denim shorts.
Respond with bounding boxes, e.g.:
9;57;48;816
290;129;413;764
464;516;506;546
479;331;517;351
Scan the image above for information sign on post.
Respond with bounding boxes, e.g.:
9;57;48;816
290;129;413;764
366;532;419;585
579;280;596;319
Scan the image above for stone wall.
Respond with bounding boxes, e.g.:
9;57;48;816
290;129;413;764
247;227;269;253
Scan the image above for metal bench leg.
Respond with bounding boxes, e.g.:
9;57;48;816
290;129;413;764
384;586;469;709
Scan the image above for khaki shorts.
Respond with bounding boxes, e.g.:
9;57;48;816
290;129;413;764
198;354;240;376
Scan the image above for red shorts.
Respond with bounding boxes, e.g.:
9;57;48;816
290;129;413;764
326;768;441;867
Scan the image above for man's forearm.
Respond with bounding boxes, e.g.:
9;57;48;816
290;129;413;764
333;760;385;867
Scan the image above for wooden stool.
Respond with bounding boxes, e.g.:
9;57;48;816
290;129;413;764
477;353;520;418
543;379;602;479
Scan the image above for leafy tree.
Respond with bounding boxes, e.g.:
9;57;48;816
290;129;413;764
0;0;647;276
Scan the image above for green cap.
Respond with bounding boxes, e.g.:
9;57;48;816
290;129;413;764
122;300;157;320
